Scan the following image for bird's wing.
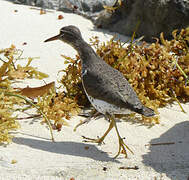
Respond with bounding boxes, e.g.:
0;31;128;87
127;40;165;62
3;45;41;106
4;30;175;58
82;65;143;110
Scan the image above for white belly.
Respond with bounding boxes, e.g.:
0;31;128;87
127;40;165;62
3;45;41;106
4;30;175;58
85;91;132;115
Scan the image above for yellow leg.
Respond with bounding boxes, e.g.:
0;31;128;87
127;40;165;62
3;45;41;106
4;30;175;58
74;111;100;132
82;113;134;158
82;117;114;144
107;114;134;158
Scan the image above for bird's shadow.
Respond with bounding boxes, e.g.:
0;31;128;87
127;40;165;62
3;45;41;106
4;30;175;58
142;121;189;180
13;137;119;163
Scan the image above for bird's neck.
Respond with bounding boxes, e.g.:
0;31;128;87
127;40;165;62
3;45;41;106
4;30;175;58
72;39;98;62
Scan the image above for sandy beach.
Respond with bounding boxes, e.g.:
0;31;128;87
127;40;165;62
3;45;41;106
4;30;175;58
0;1;189;179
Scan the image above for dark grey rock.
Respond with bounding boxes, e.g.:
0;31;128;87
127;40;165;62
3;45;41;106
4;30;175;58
94;0;189;41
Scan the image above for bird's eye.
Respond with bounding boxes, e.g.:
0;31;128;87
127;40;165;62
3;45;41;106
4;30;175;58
60;28;65;33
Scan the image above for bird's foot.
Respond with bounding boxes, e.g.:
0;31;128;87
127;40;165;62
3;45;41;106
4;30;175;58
82;135;105;145
81;115;114;145
74;118;91;132
74;111;101;131
114;137;134;158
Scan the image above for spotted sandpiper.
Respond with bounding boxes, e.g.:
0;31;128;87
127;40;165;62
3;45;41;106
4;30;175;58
44;25;155;158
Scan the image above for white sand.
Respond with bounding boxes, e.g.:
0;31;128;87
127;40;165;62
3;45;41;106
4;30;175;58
0;1;189;179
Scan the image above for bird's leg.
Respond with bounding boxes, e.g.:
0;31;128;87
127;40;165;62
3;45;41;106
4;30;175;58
82;116;114;144
78;108;97;118
107;114;134;158
74;111;100;131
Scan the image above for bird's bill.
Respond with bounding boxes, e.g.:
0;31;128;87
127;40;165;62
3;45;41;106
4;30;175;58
44;34;61;42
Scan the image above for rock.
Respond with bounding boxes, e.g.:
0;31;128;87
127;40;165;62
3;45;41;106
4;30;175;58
94;0;189;41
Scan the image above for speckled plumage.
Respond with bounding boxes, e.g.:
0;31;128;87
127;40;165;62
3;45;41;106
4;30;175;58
81;56;144;115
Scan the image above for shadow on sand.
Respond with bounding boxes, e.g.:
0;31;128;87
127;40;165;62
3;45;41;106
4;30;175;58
13;137;119;163
142;121;189;180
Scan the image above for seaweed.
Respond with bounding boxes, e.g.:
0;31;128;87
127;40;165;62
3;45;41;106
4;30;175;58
60;27;189;124
1;27;189;143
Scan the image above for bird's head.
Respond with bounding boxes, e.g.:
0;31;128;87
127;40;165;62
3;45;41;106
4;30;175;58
44;25;82;45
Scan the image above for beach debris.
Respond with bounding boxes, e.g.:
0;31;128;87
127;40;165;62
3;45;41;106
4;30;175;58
84;146;89;150
40;8;46;15
102;167;107;171
58;14;64;20
145;142;175;146
11;159;17;164
119;166;139;170
18;81;55;99
0;45;76;143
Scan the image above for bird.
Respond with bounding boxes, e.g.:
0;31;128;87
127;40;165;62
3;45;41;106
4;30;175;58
44;25;155;158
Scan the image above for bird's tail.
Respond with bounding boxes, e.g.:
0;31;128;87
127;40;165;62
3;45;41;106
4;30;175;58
142;106;155;117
